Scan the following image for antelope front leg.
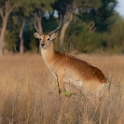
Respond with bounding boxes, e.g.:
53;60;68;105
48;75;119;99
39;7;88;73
57;78;65;94
57;78;66;104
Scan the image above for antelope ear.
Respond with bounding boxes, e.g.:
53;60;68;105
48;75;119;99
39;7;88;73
34;32;40;39
50;33;57;40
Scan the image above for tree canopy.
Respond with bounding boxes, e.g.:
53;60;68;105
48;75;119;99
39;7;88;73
0;0;124;55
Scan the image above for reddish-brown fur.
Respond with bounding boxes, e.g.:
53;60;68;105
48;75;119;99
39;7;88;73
34;33;107;100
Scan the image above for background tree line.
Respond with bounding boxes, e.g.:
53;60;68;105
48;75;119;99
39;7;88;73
0;0;124;56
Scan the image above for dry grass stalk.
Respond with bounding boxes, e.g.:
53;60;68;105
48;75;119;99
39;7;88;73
0;54;124;124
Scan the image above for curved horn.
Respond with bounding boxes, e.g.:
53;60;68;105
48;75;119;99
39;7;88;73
48;15;63;36
34;12;43;35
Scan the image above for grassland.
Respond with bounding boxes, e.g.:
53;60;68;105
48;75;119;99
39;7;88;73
0;54;124;124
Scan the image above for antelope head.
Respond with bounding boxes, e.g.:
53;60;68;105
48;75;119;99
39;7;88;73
34;16;62;50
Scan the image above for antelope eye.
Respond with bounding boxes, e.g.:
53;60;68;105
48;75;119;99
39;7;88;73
39;38;42;40
47;38;50;41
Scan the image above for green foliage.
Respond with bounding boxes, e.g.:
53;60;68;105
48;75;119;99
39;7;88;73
6;26;19;51
30;39;38;52
52;0;73;15
102;18;124;54
42;16;58;33
28;20;38;52
1;0;124;54
77;0;117;32
64;19;101;53
74;0;102;8
62;13;124;54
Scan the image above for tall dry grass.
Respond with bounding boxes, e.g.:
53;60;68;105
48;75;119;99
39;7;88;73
0;54;124;124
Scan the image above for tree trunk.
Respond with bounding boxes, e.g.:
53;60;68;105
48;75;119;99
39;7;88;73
36;16;43;53
0;1;20;56
0;15;8;56
19;19;26;54
59;12;73;45
0;39;3;56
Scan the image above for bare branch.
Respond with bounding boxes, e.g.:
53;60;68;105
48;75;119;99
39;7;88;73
5;1;20;16
9;3;20;14
0;7;4;19
89;21;96;32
